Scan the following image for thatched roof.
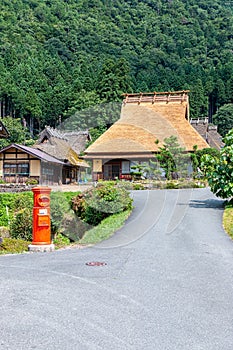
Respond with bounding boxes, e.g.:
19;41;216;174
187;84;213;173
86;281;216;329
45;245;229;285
85;97;209;159
37;126;90;152
61;131;91;154
34;132;89;167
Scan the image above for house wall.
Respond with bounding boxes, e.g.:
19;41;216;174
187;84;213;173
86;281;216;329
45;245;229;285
93;159;133;181
41;163;62;185
30;159;40;176
0;148;40;184
91;158;155;181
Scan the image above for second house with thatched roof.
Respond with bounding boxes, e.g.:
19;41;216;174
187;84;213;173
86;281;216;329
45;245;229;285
33;126;90;184
84;91;210;180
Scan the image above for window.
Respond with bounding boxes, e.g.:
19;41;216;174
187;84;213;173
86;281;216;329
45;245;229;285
122;161;130;174
3;163;29;176
18;163;29;175
42;167;54;175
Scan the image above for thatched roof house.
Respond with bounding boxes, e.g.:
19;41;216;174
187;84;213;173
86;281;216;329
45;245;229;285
84;91;210;180
34;126;90;183
190;118;224;150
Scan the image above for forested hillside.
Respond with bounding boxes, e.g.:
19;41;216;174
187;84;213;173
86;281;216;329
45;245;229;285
0;0;233;135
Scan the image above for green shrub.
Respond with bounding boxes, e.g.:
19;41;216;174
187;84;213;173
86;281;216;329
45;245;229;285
53;233;70;249
12;192;33;211
50;192;75;235
166;181;179;189
10;208;32;241
0;237;30;254
9;193;33;241
72;182;133;226
133;183;145;190
25;178;38;185
0;193;16;226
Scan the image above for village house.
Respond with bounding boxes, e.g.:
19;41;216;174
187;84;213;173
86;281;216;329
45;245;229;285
0;126;90;185
33;126;90;184
0;143;64;185
190;118;224;149
84;91;221;180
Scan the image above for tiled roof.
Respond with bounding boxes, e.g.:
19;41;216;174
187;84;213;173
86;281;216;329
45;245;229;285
0;144;64;164
190;119;224;150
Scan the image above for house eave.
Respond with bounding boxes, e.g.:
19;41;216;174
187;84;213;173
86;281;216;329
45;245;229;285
84;152;154;160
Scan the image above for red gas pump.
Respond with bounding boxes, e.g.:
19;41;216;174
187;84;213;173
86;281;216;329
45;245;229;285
28;186;55;252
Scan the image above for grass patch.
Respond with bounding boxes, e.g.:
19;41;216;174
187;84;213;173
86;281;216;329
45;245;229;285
79;209;132;245
0;238;30;255
53;233;71;249
223;202;233;238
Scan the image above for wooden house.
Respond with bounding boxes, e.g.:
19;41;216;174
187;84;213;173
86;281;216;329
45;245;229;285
0;126;90;185
0;143;64;185
84;91;210;180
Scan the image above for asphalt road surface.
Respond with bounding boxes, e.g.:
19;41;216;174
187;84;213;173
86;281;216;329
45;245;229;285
1;188;233;350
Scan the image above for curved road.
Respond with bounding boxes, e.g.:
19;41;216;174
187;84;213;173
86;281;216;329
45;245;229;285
1;188;233;350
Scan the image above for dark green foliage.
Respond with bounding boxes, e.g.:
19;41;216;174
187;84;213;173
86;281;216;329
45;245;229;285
157;136;191;180
190;145;199;178
190;145;221;178
10;208;32;241
0;117;32;149
50;191;86;242
202;129;233;198
133;183;145;190
213;104;233;136
0;0;233;136
53;233;70;249
9;192;33;241
50;191;85;241
50;192;72;234
0;192;34;230
130;164;147;180
196;147;220;175
0;193;16;226
72;182;133;226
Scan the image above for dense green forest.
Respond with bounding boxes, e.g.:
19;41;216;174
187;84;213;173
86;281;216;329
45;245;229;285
0;0;233;136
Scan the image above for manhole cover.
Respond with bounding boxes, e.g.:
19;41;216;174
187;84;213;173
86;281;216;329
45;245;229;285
86;261;107;266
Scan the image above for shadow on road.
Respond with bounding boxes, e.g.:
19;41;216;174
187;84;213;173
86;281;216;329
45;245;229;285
189;198;224;209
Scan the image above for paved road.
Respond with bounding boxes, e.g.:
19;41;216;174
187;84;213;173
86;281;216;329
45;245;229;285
1;188;233;350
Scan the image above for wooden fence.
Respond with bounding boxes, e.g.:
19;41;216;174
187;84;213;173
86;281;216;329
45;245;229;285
122;90;189;105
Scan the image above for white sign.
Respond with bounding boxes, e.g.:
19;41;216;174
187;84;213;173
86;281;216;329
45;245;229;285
39;209;48;215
